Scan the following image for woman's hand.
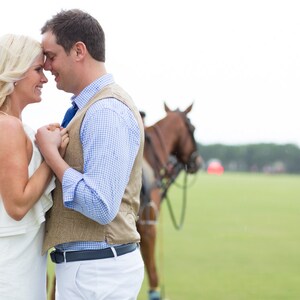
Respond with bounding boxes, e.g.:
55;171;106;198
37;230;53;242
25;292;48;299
46;124;69;157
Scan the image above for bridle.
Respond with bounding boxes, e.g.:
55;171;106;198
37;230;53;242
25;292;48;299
145;110;199;200
174;111;199;173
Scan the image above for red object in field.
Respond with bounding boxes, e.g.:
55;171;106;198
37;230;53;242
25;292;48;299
207;159;224;175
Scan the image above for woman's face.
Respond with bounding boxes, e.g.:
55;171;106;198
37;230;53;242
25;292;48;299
14;53;48;106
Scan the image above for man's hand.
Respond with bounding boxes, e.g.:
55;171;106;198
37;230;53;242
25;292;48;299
60;128;69;157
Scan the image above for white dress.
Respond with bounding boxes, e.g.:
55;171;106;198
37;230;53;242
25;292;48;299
0;125;55;300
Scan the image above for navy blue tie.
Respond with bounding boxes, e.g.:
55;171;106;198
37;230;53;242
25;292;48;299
61;102;78;127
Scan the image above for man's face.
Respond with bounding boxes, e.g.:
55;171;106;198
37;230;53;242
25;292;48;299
42;31;75;93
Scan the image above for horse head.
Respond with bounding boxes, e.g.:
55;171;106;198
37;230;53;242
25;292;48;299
164;102;202;174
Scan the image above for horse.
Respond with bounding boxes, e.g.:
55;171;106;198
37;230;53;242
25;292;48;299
138;103;202;300
48;102;202;300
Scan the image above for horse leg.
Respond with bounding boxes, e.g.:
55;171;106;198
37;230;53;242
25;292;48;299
138;188;161;300
139;221;158;285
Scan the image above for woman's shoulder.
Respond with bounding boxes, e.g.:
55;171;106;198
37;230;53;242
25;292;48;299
0;114;23;132
0;116;28;152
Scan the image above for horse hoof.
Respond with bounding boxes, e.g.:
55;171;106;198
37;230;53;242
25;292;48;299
149;290;161;300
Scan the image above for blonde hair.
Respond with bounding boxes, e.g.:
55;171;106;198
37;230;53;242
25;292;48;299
0;34;42;107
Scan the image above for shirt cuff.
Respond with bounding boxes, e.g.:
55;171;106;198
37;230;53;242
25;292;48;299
62;167;83;208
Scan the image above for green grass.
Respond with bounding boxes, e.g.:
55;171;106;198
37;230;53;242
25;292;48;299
47;172;300;300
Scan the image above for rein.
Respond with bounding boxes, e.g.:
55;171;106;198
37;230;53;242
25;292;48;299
160;159;187;230
160;159;197;230
165;172;188;230
143;110;199;229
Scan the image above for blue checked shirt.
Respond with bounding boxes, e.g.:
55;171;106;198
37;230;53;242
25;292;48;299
56;74;141;251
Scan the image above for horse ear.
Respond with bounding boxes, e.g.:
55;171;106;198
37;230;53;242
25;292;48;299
184;103;193;114
164;102;171;113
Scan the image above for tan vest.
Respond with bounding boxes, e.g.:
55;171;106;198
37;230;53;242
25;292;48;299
43;83;144;253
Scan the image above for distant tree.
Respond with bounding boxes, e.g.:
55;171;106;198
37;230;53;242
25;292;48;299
197;143;300;174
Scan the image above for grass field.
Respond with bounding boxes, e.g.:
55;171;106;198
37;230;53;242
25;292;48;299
47;172;300;300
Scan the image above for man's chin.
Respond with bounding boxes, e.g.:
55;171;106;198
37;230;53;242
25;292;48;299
56;82;63;90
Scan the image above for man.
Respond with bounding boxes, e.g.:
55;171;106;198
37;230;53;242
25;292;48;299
35;9;144;300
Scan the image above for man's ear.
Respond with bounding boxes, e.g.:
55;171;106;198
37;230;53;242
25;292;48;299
73;42;86;59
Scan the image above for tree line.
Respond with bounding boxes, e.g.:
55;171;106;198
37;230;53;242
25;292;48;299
197;143;300;174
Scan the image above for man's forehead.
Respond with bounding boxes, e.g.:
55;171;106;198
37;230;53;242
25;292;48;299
41;31;56;46
42;35;61;55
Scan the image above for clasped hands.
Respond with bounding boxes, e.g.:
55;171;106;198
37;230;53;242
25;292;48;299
35;123;69;158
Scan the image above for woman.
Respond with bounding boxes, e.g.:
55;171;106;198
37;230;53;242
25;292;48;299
0;34;68;300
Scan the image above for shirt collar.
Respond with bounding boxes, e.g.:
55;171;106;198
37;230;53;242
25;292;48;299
70;73;114;109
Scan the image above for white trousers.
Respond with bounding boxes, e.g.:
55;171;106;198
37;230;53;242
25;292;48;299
55;247;144;300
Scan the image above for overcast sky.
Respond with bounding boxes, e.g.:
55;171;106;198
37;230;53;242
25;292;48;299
1;0;300;146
